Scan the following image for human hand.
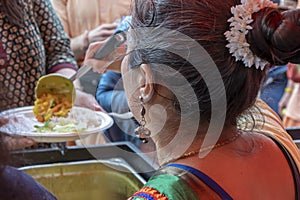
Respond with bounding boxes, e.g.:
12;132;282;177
287;63;300;83
3;135;35;151
0;117;35;150
84;41;126;73
88;23;118;44
74;89;105;112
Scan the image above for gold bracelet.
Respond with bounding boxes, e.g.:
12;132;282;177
285;87;293;93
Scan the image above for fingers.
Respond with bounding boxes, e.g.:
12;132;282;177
3;135;35;151
84;41;104;63
93;104;106;112
74;90;107;112
98;29;115;37
89;31;115;44
84;41;115;73
88;23;118;43
88;31;115;44
99;23;118;30
87;41;106;57
0;117;9;126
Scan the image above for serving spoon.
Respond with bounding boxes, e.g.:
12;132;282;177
35;32;126;98
34;32;126;121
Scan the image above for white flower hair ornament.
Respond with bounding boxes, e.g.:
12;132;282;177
224;0;277;70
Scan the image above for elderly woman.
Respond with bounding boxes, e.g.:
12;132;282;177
85;0;300;199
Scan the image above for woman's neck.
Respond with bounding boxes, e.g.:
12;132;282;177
153;124;239;166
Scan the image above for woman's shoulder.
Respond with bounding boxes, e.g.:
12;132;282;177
214;132;296;199
252;99;300;171
0;166;57;200
180;131;296;199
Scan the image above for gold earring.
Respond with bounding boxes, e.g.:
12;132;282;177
134;96;151;143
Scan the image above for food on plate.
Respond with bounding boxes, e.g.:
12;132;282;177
33;93;73;122
0;115;34;134
0;107;104;138
33;108;102;133
34;116;84;133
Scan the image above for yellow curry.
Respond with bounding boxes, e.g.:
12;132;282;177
33;74;75;122
33;93;73;122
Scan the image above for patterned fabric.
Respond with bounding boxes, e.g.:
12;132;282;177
128;187;168;200
128;174;199;200
0;0;77;112
166;164;233;199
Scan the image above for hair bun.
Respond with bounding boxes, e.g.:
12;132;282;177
247;8;300;66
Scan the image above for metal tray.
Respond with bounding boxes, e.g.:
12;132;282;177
12;142;158;181
20;159;144;200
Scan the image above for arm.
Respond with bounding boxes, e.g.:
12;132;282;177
278;79;294;116
96;71;123;112
0;166;57;200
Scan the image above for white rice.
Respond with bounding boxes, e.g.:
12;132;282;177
47;107;102;132
0;107;103;135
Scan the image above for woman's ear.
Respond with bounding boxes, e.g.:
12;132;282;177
139;64;154;102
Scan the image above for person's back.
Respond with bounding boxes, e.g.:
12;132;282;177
181;132;295;199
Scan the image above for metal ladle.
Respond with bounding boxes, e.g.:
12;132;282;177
35;32;126;102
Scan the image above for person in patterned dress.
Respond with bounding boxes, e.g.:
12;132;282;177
0;0;103;149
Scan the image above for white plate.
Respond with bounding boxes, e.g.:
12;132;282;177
0;106;113;143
